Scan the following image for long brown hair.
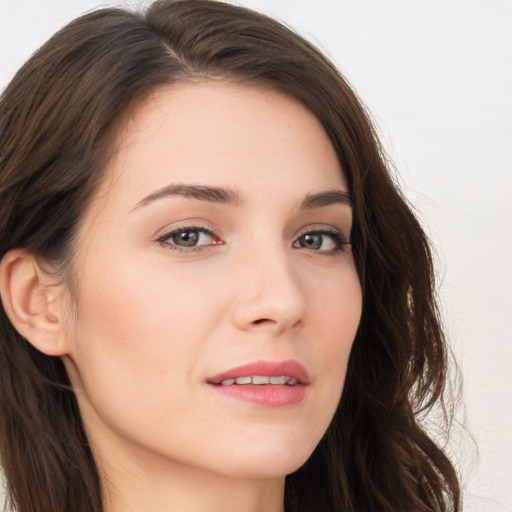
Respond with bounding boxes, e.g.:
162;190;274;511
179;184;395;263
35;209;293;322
0;1;460;511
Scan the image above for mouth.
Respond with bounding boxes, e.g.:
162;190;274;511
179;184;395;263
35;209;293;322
217;375;299;386
206;360;309;408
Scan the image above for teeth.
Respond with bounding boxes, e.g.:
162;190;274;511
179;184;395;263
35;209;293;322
219;376;298;386
252;376;270;385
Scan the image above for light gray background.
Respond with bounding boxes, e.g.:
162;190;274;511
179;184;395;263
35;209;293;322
1;1;511;511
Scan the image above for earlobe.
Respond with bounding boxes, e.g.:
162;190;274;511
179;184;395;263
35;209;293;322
0;249;69;356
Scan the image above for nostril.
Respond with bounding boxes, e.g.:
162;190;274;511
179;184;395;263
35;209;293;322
252;318;273;325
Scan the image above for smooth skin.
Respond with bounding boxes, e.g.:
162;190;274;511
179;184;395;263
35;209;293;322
1;82;362;512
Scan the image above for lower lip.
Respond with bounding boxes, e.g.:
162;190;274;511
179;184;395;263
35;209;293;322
208;384;307;408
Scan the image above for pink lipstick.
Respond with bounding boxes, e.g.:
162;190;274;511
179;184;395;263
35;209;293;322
207;360;309;407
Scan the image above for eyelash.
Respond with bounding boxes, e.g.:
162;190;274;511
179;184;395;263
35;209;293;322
155;224;351;255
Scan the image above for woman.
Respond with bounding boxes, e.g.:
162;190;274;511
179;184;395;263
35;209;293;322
0;1;460;511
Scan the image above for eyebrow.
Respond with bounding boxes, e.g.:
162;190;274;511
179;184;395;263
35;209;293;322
133;184;243;210
133;184;352;210
300;189;352;209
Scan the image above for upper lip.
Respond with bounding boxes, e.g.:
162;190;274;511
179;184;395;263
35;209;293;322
207;359;310;385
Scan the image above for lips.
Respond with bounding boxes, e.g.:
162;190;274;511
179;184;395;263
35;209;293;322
206;360;309;408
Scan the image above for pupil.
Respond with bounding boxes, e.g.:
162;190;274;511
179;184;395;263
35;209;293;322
174;230;198;246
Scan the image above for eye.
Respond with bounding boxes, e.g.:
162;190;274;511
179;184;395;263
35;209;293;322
293;228;350;253
156;226;220;251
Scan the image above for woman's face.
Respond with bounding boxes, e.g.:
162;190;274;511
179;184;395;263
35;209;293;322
61;82;362;480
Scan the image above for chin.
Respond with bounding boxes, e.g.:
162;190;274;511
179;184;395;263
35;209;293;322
204;434;319;480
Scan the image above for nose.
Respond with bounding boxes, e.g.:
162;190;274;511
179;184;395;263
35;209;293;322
231;244;307;334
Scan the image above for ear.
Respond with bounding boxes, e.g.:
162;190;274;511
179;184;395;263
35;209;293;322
0;249;70;356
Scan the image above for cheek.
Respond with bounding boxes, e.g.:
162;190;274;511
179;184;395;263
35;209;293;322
306;261;362;344
305;266;362;406
75;249;217;341
67;250;221;404
64;255;224;454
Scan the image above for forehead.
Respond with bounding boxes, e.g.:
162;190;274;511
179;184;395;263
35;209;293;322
93;81;346;214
